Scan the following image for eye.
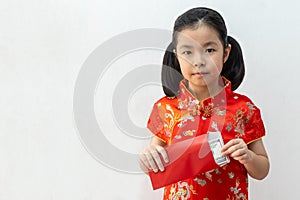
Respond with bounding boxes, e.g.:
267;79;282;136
206;48;216;53
182;51;192;55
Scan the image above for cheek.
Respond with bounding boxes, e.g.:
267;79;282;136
179;66;190;77
178;58;191;72
177;56;192;66
208;56;224;74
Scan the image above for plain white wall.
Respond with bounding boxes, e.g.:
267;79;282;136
1;0;300;199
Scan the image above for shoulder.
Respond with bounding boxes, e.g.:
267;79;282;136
229;92;261;110
147;96;180;144
228;92;265;129
229;93;266;142
150;96;180;123
152;96;178;108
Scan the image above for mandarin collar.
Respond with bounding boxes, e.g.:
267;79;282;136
177;77;232;117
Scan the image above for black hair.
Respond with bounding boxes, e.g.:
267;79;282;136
161;7;245;97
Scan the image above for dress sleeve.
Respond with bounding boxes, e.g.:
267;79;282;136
147;101;169;144
243;104;266;144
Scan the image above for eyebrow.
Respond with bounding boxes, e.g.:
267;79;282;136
202;41;218;47
178;41;218;50
178;44;193;49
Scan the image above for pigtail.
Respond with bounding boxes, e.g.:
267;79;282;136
221;36;245;91
161;42;183;97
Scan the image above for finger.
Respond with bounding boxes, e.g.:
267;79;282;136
222;139;245;155
230;148;246;158
233;152;248;160
145;152;158;173
139;158;150;173
232;154;248;164
222;139;239;152
223;144;240;156
151;150;165;172
156;145;169;163
139;153;151;170
221;140;232;152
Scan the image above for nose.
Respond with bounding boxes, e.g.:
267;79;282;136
192;52;205;67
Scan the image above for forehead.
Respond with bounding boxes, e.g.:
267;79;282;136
176;25;222;48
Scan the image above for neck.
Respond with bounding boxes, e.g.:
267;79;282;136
187;78;223;101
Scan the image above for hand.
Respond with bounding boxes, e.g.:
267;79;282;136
221;139;253;165
139;145;169;173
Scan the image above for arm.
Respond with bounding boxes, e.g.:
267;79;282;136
222;138;270;180
245;139;270;180
139;136;169;174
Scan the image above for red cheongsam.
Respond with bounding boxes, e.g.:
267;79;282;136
147;77;265;200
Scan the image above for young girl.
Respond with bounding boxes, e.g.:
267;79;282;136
139;7;269;199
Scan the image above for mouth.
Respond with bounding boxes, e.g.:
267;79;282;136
192;72;209;76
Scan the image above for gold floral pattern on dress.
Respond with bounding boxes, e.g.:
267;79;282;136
226;122;233;132
177;114;195;128
228;172;235;179
168;182;197;200
174;135;182;140
178;97;201;117
232;102;257;138
233;109;248;137
227;178;247;200
183;130;196;136
215;168;221;175
215;107;227;116
147;77;265;200
201;103;214;118
194;178;207;186
156;102;181;141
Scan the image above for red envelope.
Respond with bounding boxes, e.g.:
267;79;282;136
148;134;219;190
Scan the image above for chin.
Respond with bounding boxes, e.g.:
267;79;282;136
189;80;209;88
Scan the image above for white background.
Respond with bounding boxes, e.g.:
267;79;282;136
1;0;300;199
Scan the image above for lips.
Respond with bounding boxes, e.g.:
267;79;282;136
192;72;209;76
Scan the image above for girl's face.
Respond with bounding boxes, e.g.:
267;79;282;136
174;24;231;92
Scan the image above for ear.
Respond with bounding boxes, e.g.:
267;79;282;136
223;44;231;63
173;49;178;59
